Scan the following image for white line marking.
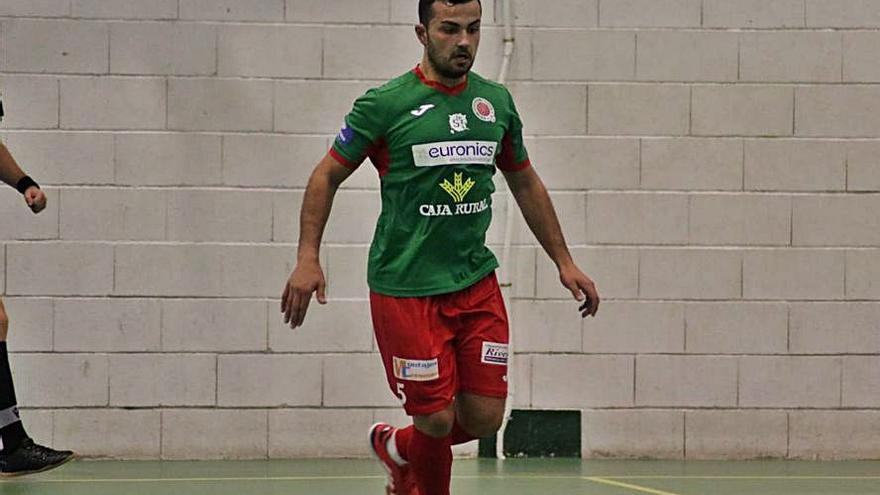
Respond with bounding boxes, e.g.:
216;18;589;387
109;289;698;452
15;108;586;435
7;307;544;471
585;477;684;495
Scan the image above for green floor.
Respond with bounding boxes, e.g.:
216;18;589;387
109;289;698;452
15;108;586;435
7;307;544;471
3;458;880;494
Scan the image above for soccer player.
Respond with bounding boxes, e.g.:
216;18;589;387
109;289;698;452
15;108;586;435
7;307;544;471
281;0;599;493
0;92;75;476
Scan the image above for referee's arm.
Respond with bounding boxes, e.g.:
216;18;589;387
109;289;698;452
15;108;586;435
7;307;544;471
0;141;27;188
0;141;47;214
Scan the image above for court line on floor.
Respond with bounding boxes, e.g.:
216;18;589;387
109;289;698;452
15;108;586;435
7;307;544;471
1;476;385;483
585;477;683;495
607;475;880;480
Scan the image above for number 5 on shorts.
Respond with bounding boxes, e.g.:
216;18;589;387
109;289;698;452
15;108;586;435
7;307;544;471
396;383;407;405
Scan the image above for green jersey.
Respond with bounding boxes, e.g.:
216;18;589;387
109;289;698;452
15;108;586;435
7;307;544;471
330;66;530;297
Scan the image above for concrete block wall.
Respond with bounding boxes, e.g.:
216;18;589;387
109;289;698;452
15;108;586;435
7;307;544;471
0;0;878;460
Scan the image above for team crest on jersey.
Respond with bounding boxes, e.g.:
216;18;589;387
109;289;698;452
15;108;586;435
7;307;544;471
449;113;469;134
472;97;496;123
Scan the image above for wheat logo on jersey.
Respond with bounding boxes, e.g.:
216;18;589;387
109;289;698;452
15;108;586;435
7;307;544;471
449;113;468;134
481;342;508;365
420;173;489;217
411;140;497;167
336;123;355;145
393;357;439;381
440;172;476;202
472;97;496;123
411;104;435;117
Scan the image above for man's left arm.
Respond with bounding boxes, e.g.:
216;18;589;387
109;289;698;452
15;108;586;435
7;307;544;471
0;141;47;214
502;166;599;317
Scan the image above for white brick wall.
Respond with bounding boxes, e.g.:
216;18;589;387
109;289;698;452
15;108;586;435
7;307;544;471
636;355;738;407
54;298;161;352
600;0;700;28
533;31;634;81
1;20;109;74
116;134;222;186
161;409;268;459
693;85;794;136
589;84;690;136
2;0;879;462
218;25;322;78
637;31;738;82
1;298;54;352
583;410;684;459
72;0;178;20
641;138;742;190
0;1;70;17
0;187;60;240
61;77;167;130
179;0;284;22
54;409;161;459
685;410;788;459
1;76;61;129
790;411;880;460
806;0;880;28
110;23;216;76
3;132;115;184
703;0;804;29
740;32;842;83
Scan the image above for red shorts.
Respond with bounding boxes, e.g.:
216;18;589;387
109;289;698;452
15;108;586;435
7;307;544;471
370;272;509;416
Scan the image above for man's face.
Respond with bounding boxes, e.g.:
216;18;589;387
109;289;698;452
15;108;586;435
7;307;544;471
421;1;482;79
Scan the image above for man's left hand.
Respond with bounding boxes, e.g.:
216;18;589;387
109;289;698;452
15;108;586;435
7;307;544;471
24;186;47;214
559;264;600;318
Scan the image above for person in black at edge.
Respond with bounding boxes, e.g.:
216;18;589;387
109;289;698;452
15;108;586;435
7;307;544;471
0;90;75;476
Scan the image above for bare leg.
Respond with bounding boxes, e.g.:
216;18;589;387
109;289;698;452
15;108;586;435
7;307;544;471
455;392;505;438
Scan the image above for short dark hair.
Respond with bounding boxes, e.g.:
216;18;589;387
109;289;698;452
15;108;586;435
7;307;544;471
418;0;482;26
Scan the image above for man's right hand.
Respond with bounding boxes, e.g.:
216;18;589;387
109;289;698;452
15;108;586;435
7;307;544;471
281;259;327;329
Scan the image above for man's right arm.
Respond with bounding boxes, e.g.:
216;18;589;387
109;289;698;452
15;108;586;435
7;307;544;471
281;152;355;329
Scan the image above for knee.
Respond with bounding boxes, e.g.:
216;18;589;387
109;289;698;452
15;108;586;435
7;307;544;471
459;407;504;438
413;406;455;438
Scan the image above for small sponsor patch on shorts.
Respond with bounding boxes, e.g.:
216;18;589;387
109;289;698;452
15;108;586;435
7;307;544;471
481;342;508;365
393;357;440;382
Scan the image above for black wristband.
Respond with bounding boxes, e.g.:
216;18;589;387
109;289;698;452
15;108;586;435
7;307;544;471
15;176;39;195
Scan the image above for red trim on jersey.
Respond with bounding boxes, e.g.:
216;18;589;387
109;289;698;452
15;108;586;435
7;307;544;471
504;158;531;172
367;138;391;177
328;148;361;171
413;65;468;96
496;131;530;172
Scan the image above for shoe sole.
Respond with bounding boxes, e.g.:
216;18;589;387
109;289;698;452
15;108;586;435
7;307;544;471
0;452;76;478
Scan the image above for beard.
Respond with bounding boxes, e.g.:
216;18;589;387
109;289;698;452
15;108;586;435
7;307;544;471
426;36;474;79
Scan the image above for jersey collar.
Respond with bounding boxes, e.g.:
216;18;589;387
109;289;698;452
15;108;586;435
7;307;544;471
413;65;468;96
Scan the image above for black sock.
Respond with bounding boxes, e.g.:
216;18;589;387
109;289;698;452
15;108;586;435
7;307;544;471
0;342;27;454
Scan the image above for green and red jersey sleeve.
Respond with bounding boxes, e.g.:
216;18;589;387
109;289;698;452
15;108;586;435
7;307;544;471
496;90;530;172
329;88;387;170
